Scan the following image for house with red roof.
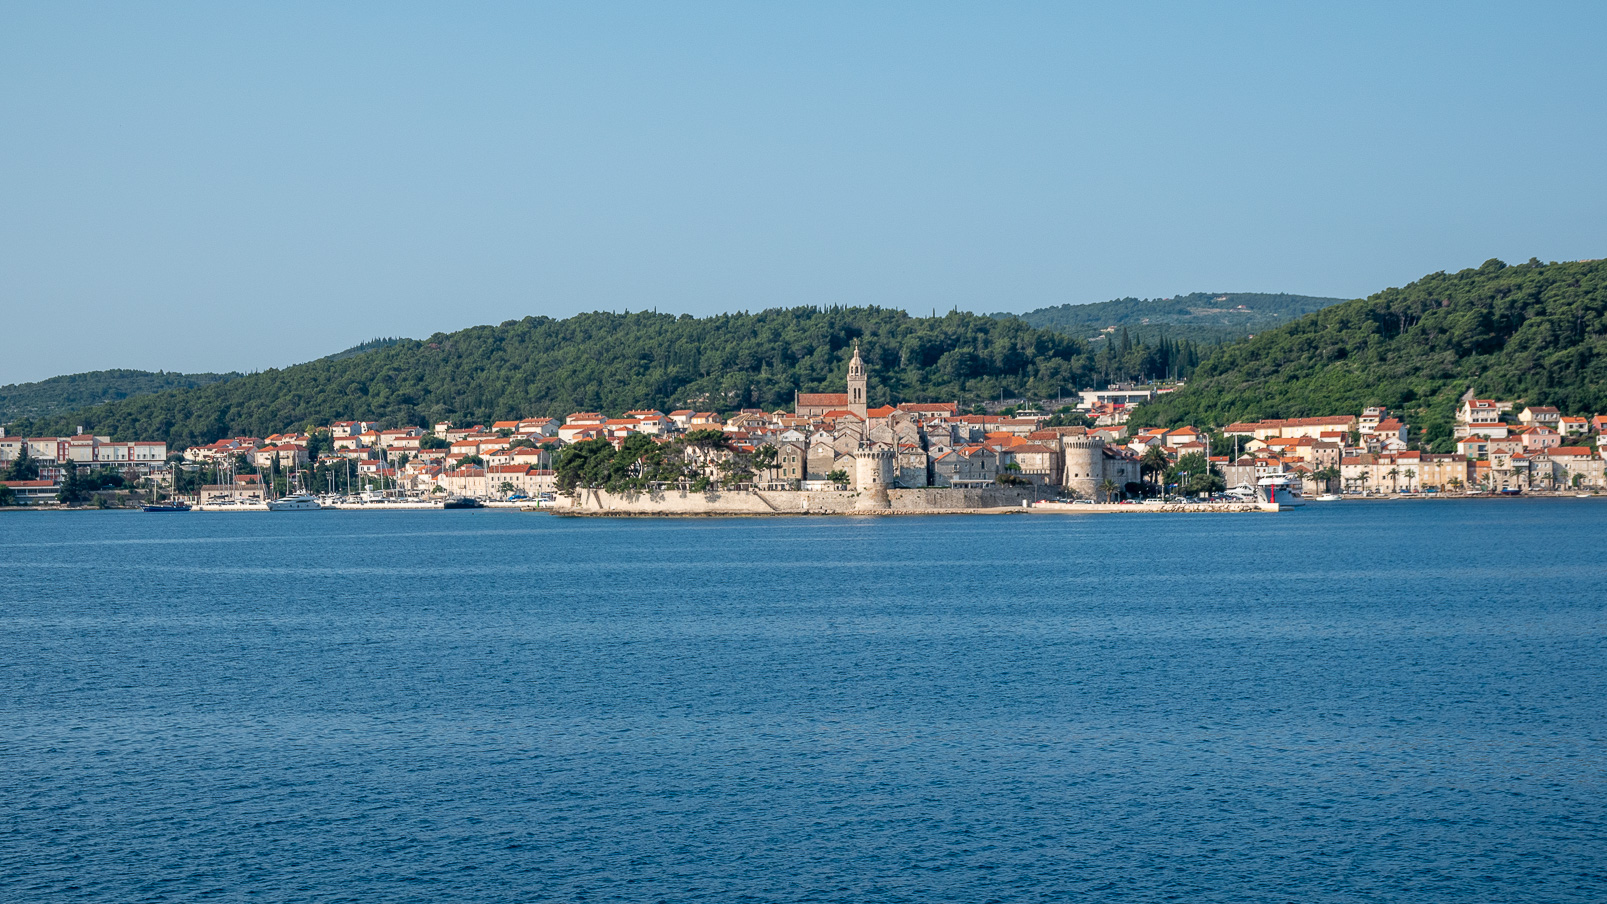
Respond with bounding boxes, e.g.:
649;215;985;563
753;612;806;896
1558;416;1590;437
1516;424;1561;452
1518;406;1560;428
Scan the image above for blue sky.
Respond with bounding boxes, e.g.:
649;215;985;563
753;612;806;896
2;2;1603;384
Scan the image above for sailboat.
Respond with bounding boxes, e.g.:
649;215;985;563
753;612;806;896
143;461;191;512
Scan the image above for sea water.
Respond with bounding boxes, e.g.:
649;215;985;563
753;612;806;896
2;501;1604;902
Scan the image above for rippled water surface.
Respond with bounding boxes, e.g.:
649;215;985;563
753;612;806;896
3;502;1605;902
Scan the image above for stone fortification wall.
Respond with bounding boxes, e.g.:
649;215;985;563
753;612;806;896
554;486;1038;515
1031;500;1276;514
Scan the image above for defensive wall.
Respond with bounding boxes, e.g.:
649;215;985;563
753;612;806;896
1030;500;1278;514
552;486;1039;515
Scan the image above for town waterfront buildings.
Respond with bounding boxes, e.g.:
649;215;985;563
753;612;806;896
4;355;1607;503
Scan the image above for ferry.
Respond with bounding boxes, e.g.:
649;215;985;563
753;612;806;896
267;493;323;511
1256;475;1306;507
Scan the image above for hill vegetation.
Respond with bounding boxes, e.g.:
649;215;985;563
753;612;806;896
319;337;408;362
1006;292;1347;344
1132;258;1607;448
0;369;239;424
9;308;1200;449
0;339;409;426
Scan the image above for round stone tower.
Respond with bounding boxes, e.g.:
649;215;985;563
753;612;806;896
1062;436;1106;499
854;447;895;509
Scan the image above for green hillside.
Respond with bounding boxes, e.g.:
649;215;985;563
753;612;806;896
319;337;408;362
1006;292;1347;344
0;369;239;424
1132;258;1607;448
11;308;1139;449
0;338;410;426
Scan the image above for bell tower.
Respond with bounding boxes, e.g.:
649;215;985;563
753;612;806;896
847;342;868;419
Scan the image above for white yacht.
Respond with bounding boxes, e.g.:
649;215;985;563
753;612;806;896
267;493;323;511
1225;483;1257;501
1256;475;1306;507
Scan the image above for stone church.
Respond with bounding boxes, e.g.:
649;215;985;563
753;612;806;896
794;343;869;419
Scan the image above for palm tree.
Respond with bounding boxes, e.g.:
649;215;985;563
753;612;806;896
1140;446;1170;497
1098;478;1119;503
1402;468;1415;493
1386;467;1400;494
1313;466;1340;494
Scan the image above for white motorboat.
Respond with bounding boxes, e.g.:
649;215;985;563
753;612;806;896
267;493;323;511
1313;493;1343;502
1225;483;1257;501
1256;475;1306;507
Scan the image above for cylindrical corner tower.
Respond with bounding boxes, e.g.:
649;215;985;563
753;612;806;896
1062;437;1106;499
854;447;895;509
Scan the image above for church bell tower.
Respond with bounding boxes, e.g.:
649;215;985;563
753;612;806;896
847;342;868;419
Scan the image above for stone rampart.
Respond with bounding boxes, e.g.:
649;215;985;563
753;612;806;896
1030;500;1277;514
552;486;1038;515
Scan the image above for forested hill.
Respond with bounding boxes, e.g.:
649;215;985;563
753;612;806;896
0;369;239;424
1005;292;1347;344
1132;258;1607;447
13;308;1142;449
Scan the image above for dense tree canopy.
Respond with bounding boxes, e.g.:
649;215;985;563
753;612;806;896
1005;292;1346;345
1087;329;1207;385
1133;259;1607;448
0;369;239;423
555;429;761;494
12;307;1110;448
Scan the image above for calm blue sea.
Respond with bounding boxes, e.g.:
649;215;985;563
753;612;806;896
2;501;1605;902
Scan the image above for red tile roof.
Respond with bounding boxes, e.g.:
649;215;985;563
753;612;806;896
797;393;850;407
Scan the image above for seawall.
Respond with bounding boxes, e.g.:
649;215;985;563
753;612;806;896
551;486;1040;516
1030;501;1278;514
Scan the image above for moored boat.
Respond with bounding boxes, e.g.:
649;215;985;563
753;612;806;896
267;493;323;511
442;495;484;509
1256;475;1306;507
142;501;191;512
144;461;191;511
